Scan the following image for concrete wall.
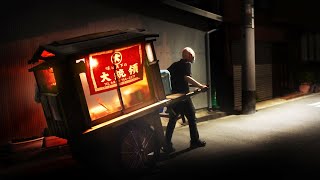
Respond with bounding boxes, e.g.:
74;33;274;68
143;19;208;109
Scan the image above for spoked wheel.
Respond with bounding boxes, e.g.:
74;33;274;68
119;121;160;172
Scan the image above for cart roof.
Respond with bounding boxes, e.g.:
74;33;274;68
28;28;159;64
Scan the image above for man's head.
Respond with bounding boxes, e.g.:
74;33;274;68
182;47;195;63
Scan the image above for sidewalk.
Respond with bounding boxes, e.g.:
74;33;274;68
161;91;319;129
160;108;227;129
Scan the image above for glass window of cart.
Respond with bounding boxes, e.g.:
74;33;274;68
77;43;154;122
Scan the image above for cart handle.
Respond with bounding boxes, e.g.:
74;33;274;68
186;86;209;96
165;86;209;107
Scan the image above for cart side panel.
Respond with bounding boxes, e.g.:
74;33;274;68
69;110;164;171
68;125;120;170
148;60;166;101
32;65;70;138
55;61;89;138
39;95;69;138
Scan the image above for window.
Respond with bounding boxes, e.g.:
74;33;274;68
79;72;122;120
77;43;155;123
34;67;57;94
34;66;62;121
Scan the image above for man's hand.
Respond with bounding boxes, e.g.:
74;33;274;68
200;86;209;92
198;84;209;92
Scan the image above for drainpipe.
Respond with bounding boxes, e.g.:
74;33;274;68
205;29;218;110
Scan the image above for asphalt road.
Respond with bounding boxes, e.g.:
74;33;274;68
149;93;320;179
1;93;320;179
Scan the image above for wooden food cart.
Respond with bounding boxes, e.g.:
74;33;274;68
28;29;206;172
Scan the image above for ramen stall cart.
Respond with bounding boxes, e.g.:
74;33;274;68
28;29;170;170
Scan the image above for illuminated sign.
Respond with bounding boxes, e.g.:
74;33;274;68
85;44;144;95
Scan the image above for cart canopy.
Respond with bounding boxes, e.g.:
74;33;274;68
28;28;159;65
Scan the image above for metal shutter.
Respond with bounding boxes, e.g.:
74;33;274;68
232;41;273;111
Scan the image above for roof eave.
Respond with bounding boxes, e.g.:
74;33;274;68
162;0;223;22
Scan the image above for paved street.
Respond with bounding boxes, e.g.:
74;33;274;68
148;93;320;179
1;93;320;179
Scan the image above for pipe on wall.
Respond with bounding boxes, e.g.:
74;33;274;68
205;28;218;110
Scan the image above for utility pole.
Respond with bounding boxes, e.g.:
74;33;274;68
242;0;256;114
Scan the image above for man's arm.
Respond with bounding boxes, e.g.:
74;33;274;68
184;75;207;89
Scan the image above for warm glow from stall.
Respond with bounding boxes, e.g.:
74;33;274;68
90;106;109;120
78;72;122;121
77;43;154;122
89;58;98;68
120;68;152;108
41;50;55;58
122;89;132;95
89;96;121;120
48;68;56;86
35;67;57;93
145;43;154;62
76;58;85;63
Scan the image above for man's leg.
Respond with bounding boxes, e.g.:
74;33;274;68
165;107;178;145
163;106;179;153
183;99;199;142
183;98;206;148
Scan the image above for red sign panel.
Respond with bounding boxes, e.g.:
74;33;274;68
85;44;144;95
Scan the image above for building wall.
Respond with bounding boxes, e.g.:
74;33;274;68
0;1;208;144
231;41;273;111
147;23;207;109
222;0;290;111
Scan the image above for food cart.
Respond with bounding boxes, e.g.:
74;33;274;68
28;29;206;171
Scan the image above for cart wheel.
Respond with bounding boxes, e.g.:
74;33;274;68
119;121;160;171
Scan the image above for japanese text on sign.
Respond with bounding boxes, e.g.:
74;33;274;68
85;44;144;95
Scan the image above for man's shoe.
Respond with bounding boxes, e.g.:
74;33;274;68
190;139;206;148
161;145;176;154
